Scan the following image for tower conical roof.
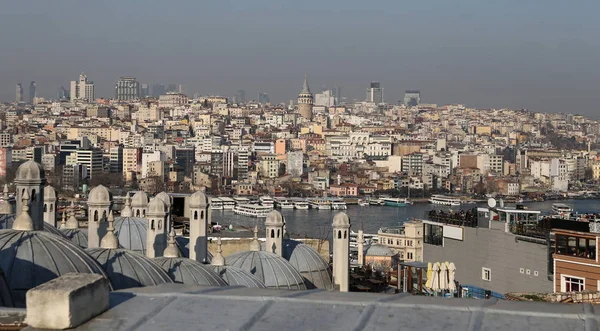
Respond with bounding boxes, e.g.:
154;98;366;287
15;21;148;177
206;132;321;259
301;75;311;94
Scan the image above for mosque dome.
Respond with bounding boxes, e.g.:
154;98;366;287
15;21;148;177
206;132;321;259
15;161;45;182
61;228;88;248
210;265;266;288
113;216;148;255
153;257;227;286
131;191;149;208
174;236;213;262
281;240;332;289
147;197;167;215
0;230;108;307
365;244;395;257
226;251;307;290
333;212;350;227
155;192;171;207
0;214;66;238
43;185;56;200
87;248;173;290
87;185;112;205
188;191;208;208
0;270;13;307
265;210;284;227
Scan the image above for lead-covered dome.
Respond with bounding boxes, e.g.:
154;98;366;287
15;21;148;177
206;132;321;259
281;240;333;289
210;265;266;288
366;244;395;257
148;197;167;215
87;248;173;290
0;230;108;307
15;160;45;182
226;251;307;290
88;185;112;205
155;192;171;207
154;257;227;286
43;185;56;200
0;214;66;238
188;191;208;207
113;216;148;254
131;191;149;208
174;236;213;262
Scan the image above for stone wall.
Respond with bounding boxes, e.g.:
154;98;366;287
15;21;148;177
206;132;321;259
208;238;330;261
506;291;600;304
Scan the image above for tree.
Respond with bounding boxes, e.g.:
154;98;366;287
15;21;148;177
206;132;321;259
88;173;125;188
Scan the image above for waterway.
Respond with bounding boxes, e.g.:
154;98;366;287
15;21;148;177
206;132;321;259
211;200;600;239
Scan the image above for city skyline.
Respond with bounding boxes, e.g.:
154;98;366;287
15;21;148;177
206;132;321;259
2;1;600;117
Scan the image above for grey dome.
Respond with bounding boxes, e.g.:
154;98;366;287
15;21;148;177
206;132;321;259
147;197;167;216
226;251;307;290
366;244;395;257
88;185;112;205
155;192;171;207
60;228;88;248
154;257;227;286
333;212;350;227
0;230;109;307
282;240;332;290
174;236;213;262
265;210;284;227
113;216;147;254
43;186;56;200
15;161;45;182
131;191;149;208
189;191;208;207
0;270;13;307
87;248;173;290
210;265;266;288
0;214;67;239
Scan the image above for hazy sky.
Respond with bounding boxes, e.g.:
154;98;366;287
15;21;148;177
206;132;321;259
2;1;600;117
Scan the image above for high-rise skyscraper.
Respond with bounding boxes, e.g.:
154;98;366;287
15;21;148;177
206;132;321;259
140;84;150;98
234;90;246;104
28;81;36;104
58;86;69;100
115;77;140;100
15;83;23;102
152;84;165;97
366;82;383;104
404;90;421;107
70;73;95;101
258;92;270;104
297;76;314;120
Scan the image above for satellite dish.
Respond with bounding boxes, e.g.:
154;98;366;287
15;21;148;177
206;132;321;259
487;198;497;208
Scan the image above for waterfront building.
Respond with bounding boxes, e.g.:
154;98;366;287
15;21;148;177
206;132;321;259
377;220;423;262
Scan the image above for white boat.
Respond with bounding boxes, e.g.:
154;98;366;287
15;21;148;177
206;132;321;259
259;196;274;209
552;203;573;216
381;198;412;207
233;204;272;217
275;198;294;209
219;197;236;210
291;198;309;210
210;198;223;210
369;199;385;206
308;198;331;210
331;199;347;210
428;195;461;206
358;199;369;207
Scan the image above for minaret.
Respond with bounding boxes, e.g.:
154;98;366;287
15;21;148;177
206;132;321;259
357;229;364;267
265;210;284;256
12;190;33;231
332;212;350;292
211;238;225;266
249;225;261;251
297;75;313;120
156;192;172;232
0;184;12;214
100;211;118;249
121;195;133;217
15;161;45;230
162;229;180;258
43;185;57;227
146;197;168;258
87;185;112;248
189;191;209;263
60;211;67;229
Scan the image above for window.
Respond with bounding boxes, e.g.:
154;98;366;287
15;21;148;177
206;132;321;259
407;252;413;260
424;224;443;246
482;267;491;281
556;234;596;260
562;276;584;292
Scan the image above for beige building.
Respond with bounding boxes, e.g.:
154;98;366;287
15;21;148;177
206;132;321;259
123;148;140;182
377;220;423;262
259;154;279;179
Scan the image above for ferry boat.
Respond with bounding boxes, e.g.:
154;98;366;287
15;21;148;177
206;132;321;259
219;197;236;210
381;198;412;207
331;199;347;210
233;204;272;217
358;199;369;207
275;198;294;209
291;198;309;210
308;198;331;210
428;195;461;206
210;198;223;210
259;196;275;209
552;203;573;216
369;199;385;206
233;197;250;205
